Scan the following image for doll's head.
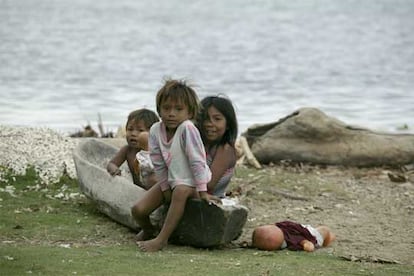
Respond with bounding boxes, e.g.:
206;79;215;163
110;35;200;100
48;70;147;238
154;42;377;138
252;225;284;251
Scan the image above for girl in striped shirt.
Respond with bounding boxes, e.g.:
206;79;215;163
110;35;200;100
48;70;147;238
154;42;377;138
132;79;211;252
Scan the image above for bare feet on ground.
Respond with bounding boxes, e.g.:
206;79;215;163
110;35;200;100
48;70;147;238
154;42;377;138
135;230;155;242
137;238;167;252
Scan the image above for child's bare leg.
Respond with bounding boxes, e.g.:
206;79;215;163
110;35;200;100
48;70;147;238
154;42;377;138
146;173;157;190
137;185;196;252
316;225;336;247
131;183;164;241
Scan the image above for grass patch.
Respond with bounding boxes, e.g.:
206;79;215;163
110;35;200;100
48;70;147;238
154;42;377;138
1;167;413;275
1;245;412;276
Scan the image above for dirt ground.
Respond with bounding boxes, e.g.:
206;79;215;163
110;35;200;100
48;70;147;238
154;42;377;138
229;163;414;265
86;138;414;265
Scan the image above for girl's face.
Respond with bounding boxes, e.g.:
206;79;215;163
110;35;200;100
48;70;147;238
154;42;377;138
126;119;147;148
203;106;227;144
159;97;191;131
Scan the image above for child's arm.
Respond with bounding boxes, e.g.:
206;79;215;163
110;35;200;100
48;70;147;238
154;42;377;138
182;122;211;195
107;162;121;176
199;191;222;204
207;144;236;193
198;191;209;201
148;127;169;192
106;146;128;176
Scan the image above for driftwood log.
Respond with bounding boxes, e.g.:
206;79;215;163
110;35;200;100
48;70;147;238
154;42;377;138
242;107;414;167
238;136;262;169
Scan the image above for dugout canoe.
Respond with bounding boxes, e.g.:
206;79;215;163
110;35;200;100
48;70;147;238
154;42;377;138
72;138;248;247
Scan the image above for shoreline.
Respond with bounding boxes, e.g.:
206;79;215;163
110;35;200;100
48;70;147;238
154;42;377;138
1;124;414;184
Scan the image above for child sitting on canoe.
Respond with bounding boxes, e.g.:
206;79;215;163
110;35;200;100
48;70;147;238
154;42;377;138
106;108;159;190
132;79;213;252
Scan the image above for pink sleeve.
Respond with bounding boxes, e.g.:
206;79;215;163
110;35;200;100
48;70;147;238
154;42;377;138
149;125;169;191
181;123;211;192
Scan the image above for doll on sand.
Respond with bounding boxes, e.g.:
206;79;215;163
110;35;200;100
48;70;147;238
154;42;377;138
252;220;336;252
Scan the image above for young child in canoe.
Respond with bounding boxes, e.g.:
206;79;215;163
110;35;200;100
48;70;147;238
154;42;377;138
106;108;159;190
135;131;157;190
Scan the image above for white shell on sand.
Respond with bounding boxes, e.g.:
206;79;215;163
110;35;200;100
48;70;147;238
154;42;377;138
0;125;79;184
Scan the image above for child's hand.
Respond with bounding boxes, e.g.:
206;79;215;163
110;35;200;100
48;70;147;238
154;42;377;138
198;191;209;202
199;192;222;204
208;194;223;204
107;163;121;176
208;194;222;204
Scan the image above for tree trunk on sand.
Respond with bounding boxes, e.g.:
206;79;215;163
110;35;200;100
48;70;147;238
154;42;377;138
242;107;414;167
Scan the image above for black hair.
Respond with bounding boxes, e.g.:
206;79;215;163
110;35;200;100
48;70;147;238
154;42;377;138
127;108;159;129
156;79;200;120
197;96;238;146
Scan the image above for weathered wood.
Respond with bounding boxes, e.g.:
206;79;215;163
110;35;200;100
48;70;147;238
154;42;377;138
242;107;414;167
238;136;262;169
97;113;105;137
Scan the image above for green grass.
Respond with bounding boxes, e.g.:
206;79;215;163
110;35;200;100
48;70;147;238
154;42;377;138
1;167;413;275
3;245;411;276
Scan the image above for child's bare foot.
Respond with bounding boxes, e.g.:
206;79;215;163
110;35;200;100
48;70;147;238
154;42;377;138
137;238;167;252
135;230;155;241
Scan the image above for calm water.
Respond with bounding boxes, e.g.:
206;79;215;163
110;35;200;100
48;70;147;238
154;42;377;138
1;0;413;135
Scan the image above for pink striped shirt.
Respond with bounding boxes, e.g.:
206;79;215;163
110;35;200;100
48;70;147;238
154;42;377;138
149;120;211;192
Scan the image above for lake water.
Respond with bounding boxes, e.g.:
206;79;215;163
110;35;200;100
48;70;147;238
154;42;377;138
1;0;413;135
